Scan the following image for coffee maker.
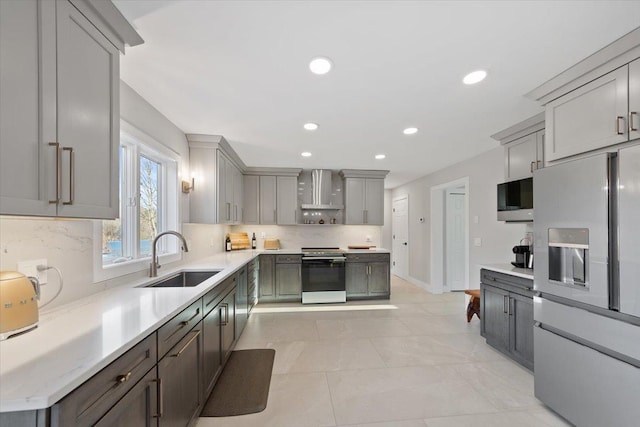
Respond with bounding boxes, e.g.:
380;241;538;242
512;241;532;268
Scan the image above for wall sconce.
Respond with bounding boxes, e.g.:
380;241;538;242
182;178;194;194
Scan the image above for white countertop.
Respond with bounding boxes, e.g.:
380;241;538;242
480;263;534;280
0;251;258;412
0;247;391;412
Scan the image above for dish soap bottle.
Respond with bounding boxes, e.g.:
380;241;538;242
225;234;231;252
251;232;257;249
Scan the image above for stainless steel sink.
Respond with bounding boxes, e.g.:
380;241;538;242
145;271;220;288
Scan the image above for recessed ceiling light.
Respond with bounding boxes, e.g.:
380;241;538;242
309;57;332;75
301;152;312;157
303;122;318;131
375;154;386;160
463;70;487;85
403;127;418;135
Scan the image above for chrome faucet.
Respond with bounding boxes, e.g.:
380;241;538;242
149;231;189;277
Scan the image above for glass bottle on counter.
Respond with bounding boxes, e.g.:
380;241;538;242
225;234;231;252
251;233;257;249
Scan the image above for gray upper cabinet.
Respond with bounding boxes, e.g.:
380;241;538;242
504;130;545;180
187;135;246;224
276;176;297;225
259;175;277;224
491;113;545;180
344;178;385;225
243;175;260;225
0;0;138;219
630;58;640;141
545;66;629;162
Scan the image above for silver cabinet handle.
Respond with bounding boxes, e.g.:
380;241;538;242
220;303;229;325
49;142;61;204
171;330;200;358
62;147;74;205
227;202;231;221
152;378;163;418
503;295;508;313
631;112;638;132
530;161;535;173
616;116;625;135
274;209;277;223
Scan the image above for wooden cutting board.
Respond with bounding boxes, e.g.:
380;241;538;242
229;232;251;250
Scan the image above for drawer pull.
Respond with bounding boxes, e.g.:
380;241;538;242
49;142;61;204
616;116;625;135
115;372;132;384
631;111;638;132
180;308;200;327
171;330;201;358
220;303;229;326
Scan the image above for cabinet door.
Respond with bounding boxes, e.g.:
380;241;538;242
56;0;119;219
259;175;276;224
275;263;301;300
158;324;203;427
545;66;628;162
345;178;366;224
346;263;368;297
276;176;298;224
243;175;259;225
217;153;228;223
231;163;242;223
189;146;217;223
367;262;390;296
630;58;640;141
221;289;236;363
505;133;537;180
259;255;275;299
481;284;510;353
364;178;385;225
202;307;222;399
509;293;534;370
236;267;248;336
536;129;545;169
0;0;57;216
94;368;158;427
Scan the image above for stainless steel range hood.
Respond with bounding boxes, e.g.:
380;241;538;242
301;169;344;210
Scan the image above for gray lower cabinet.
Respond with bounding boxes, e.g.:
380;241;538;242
50;333;158;426
345;254;390;299
480;269;534;370
157;322;203;427
236;267;248;336
247;258;258;313
221;288;237;363
259;254;275;300
202;303;222;399
275;263;301;301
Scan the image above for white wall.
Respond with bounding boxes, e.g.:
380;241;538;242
0;82;227;311
391;146;529;289
381;189;393;250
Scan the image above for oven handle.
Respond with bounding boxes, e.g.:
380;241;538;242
302;257;347;262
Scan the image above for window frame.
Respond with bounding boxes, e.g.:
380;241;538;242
93;120;181;282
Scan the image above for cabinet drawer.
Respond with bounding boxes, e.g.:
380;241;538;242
345;253;389;263
157;299;202;358
202;275;235;315
275;254;302;263
480;269;533;296
52;333;157;427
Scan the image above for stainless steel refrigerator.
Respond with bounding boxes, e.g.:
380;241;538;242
533;145;640;427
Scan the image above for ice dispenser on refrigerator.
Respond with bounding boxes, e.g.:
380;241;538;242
547;228;588;287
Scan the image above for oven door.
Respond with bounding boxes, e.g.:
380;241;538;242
301;257;346;292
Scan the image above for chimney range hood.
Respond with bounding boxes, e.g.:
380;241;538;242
301;169;344;210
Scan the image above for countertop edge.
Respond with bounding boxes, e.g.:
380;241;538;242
480;263;534;280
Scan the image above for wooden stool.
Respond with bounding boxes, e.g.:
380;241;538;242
464;289;481;322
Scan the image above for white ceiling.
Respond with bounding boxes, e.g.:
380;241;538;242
114;0;640;188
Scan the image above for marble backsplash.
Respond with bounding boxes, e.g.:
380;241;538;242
0;216;383;311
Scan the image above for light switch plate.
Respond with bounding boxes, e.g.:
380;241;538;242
474;238;482;247
17;259;47;284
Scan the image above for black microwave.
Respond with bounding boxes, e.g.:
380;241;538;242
497;177;533;222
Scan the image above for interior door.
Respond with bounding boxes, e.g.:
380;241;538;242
618;144;640;317
445;187;466;290
391;196;409;278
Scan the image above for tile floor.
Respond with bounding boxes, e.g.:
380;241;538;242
196;276;571;427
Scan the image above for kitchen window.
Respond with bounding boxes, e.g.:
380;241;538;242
94;121;180;282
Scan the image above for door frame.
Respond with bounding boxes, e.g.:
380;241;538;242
430;177;469;294
391;194;409;280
